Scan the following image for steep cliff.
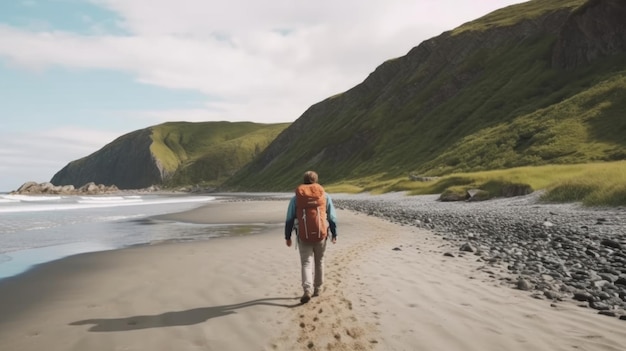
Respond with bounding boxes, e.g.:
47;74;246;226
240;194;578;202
51;122;289;189
51;129;161;189
552;0;626;69
225;0;626;190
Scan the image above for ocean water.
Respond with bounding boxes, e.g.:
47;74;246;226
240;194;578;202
0;193;224;280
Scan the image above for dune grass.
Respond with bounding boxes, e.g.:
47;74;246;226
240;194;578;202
540;164;626;206
326;161;626;207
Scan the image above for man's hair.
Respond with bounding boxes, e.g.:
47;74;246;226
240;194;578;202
303;171;318;184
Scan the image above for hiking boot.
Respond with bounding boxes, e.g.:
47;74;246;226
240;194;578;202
300;292;311;304
312;288;321;297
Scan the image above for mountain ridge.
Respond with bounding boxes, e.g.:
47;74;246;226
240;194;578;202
51;121;289;189
224;0;626;190
49;0;626;192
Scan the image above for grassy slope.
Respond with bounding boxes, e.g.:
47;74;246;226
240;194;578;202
149;121;290;187
370;41;626;178
418;67;626;174
228;0;626;199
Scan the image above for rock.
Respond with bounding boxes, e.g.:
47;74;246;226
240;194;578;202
544;291;562;300
573;291;593;302
615;277;626;287
12;181;127;195
601;239;622;249
439;192;466;202
552;0;626;69
517;278;533;291
459;243;476;252
501;184;533;197
590;301;611;311
593;280;611;289
79;182;99;193
16;181;39;192
466;189;490;201
598;310;618;317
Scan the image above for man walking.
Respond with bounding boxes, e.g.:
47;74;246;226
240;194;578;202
285;171;338;304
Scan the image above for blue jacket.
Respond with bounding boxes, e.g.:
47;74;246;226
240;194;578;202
284;193;337;240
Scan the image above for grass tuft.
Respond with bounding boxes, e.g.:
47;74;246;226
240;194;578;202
327;161;626;207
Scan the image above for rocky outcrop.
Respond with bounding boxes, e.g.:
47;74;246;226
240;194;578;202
386;7;571;113
48;121;287;191
10;181;167;195
50;129;164;190
12;181;120;195
552;0;626;69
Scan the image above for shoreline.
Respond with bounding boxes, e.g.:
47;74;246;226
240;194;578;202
2;197;626;350
0;196;288;282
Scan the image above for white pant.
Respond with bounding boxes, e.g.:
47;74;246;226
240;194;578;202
298;239;327;294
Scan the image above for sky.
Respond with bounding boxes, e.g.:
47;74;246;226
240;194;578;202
0;0;525;192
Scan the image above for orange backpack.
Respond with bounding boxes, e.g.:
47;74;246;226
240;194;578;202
295;183;328;242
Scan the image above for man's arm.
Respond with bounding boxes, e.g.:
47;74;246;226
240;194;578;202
326;194;338;241
284;197;296;246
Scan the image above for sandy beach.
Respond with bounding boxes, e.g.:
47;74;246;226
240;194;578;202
1;199;625;351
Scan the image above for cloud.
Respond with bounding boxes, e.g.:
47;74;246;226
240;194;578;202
0;0;525;124
0;25;355;114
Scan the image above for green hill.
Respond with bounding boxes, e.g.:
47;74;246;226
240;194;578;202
224;0;626;191
154;121;291;187
51;121;289;189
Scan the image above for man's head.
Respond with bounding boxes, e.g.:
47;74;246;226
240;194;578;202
303;171;318;184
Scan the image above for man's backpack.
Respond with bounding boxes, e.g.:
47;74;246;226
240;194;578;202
295;183;328;242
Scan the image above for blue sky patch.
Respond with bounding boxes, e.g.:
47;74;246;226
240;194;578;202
0;62;209;131
0;0;127;35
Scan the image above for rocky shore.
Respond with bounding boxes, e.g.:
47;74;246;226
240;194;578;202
332;192;626;320
10;181;213;195
11;181;121;195
10;181;170;195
